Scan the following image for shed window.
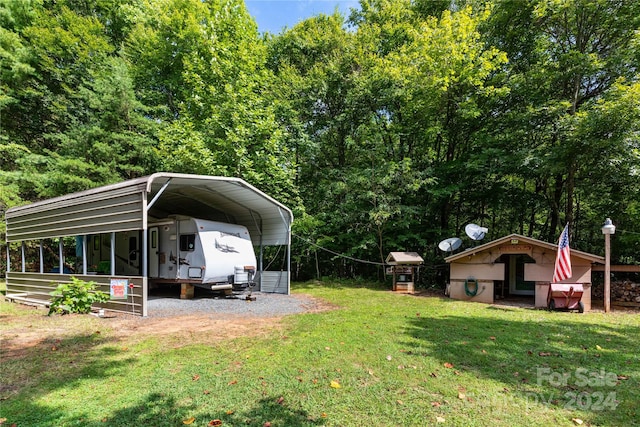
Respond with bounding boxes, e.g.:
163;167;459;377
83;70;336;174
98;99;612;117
180;234;196;252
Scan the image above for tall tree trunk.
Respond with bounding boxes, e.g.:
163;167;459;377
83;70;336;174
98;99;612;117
566;163;575;228
549;173;564;239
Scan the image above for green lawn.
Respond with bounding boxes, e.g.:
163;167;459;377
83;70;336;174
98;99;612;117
1;281;638;426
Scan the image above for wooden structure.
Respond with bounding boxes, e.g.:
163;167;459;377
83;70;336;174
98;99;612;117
386;252;424;293
444;234;604;311
4;173;293;316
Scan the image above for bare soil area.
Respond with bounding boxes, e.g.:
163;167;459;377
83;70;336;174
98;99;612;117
0;293;336;361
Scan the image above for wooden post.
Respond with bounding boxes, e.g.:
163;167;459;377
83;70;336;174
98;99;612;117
181;283;195;299
604;232;611;313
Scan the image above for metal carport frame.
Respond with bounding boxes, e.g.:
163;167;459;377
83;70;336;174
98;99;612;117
4;173;293;316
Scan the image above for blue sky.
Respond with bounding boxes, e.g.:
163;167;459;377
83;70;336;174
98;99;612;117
245;0;360;34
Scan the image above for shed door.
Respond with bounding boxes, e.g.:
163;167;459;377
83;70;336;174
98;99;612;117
149;227;159;277
508;255;535;296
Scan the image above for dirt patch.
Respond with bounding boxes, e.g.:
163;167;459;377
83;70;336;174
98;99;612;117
0;293;336;359
106;313;287;346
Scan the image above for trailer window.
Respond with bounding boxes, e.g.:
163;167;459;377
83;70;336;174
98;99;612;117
180;234;196;251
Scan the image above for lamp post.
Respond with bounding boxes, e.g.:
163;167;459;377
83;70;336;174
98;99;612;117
601;218;616;313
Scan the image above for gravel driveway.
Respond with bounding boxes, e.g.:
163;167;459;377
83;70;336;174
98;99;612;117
146;291;323;318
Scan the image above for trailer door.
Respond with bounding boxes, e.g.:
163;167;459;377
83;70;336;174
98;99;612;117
149;227;159;277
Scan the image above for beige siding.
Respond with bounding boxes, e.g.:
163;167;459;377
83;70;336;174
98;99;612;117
450;263;505;281
524;263;553;282
448;280;494;304
525;261;592;283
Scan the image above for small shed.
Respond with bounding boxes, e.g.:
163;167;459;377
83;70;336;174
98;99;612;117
4;173;293;316
444;234;604;311
386;252;424;293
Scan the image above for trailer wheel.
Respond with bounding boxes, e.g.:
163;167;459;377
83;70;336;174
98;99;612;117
578;301;584;313
548;299;556;311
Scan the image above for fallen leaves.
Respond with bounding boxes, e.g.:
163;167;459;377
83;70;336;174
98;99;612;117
330;380;341;389
572;418;584;425
443;362;454;369
208;420;222;426
182;417;196;425
458;386;467;400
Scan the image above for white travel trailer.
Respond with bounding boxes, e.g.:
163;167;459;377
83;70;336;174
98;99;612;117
149;217;257;293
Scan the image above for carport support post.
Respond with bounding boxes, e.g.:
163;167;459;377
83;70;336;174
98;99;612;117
82;235;87;275
59;237;64;274
39;240;43;274
110;232;116;276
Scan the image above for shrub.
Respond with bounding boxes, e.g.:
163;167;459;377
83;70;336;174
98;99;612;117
49;276;109;315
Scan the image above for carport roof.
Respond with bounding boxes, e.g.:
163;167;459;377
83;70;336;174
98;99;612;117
145;173;293;245
6;173;293;246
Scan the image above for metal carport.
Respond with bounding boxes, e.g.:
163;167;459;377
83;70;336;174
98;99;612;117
4;173;293;316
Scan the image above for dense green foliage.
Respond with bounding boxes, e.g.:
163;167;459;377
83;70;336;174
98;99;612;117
48;276;109;315
1;0;638;282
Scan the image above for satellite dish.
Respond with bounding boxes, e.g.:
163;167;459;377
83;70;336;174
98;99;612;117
438;237;462;252
465;223;488;241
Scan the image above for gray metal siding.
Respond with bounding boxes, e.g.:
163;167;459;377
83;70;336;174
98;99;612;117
5;272;145;315
6;190;144;242
259;271;289;294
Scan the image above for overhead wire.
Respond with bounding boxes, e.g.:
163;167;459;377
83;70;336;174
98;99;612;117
617;229;640;236
293;233;387;266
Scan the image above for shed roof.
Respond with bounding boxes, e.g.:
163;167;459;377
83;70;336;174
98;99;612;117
6;173;293;246
386;252;424;265
444;234;604;264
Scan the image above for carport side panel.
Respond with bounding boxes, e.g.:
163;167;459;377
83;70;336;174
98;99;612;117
5;272;145;315
259;271;289;295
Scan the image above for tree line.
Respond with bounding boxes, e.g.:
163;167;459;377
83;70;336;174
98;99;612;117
1;0;639;283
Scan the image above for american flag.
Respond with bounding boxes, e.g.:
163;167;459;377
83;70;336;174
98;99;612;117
552;224;572;282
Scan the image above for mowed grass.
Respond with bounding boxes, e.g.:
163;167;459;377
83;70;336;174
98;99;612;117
1;281;638;427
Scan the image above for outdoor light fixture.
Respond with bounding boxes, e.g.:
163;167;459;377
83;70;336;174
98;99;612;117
601;218;616;235
601;218;615;313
